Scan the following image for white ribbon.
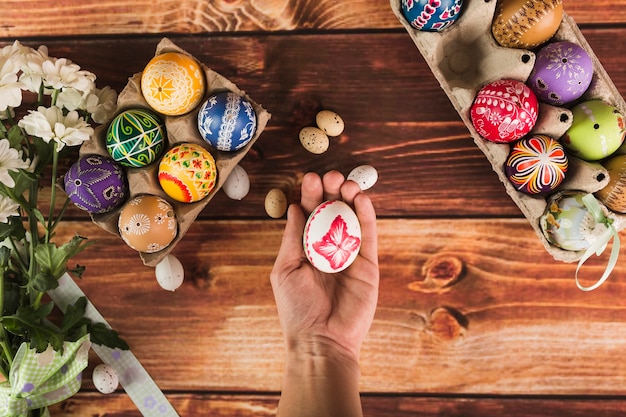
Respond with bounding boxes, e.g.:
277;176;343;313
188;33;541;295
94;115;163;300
575;194;621;291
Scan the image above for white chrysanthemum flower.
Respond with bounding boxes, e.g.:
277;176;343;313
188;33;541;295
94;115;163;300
0;139;30;188
0;194;20;223
85;86;118;124
0;55;23;112
18;106;94;151
56;87;84;111
41;57;95;94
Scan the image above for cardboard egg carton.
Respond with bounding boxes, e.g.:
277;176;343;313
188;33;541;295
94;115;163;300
79;38;271;267
389;0;626;262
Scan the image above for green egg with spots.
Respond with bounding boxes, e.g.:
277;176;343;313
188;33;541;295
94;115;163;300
562;100;626;161
106;108;167;168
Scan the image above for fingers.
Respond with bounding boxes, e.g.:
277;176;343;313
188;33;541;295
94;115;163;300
353;192;378;267
300;172;324;213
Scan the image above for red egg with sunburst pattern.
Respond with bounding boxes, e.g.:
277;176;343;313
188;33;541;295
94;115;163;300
505;134;568;195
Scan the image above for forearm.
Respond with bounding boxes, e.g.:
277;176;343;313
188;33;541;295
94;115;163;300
277;339;363;417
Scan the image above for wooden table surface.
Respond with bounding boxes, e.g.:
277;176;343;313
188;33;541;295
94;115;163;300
4;1;626;415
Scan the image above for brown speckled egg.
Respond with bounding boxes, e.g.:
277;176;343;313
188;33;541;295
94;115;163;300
118;195;177;253
492;0;563;49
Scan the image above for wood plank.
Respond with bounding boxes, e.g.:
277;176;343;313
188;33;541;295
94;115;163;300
48;393;626;416
3;0;626;38
10;29;626;220
50;219;626;395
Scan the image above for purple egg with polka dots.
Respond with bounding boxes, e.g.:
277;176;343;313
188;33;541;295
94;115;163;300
528;41;593;106
64;154;128;214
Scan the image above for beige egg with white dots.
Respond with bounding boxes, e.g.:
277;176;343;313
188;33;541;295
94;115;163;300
299;127;329;154
316;110;344;137
265;188;288;218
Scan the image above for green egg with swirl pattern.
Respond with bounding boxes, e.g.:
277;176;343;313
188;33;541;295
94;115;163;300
106;109;166;168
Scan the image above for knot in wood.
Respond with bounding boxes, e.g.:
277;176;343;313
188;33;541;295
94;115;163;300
428;307;467;341
422;255;464;288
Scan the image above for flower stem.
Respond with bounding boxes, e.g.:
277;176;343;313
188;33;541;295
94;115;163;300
46;142;59;243
0;269;12;379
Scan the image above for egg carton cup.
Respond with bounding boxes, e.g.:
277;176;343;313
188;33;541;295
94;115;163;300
390;0;626;262
78;38;271;267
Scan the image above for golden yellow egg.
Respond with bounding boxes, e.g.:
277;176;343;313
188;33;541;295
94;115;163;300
141;52;206;116
492;0;563;49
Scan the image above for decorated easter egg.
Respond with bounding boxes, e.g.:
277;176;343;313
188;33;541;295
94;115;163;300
265;188;287;218
158;143;217;203
92;364;119;394
505;135;568;195
141;52;205;116
106;109;166;168
118;195;177;253
197;91;257;152
470;79;538;143
316;110;345;137
540;191;610;251
222;164;250;200
304;200;362;274
528;41;593;106
492;0;563;49
155;254;185;291
299;127;329;154
348;165;378;191
400;0;464;32
595;154;626;213
562;100;626;161
64;154;128;213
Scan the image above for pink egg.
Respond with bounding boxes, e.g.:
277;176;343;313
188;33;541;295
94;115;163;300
470;79;539;143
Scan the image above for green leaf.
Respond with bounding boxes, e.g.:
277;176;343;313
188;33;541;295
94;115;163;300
7;125;25;148
34;235;93;283
60;296;87;334
2;303;63;352
89;322;129;350
30;270;59;292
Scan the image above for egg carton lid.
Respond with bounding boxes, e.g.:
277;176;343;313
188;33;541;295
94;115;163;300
389;0;626;262
78;37;271;267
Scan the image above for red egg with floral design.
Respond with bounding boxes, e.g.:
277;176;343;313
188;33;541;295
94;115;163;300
470;79;539;143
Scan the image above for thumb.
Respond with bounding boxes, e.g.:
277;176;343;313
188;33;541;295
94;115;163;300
272;204;307;276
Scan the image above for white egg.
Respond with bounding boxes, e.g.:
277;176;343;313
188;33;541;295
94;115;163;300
222;164;250;200
315;110;345;137
155;254;185;291
92;364;119;394
348;165;378;190
299;127;329;154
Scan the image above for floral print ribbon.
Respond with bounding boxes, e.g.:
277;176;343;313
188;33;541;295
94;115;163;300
0;334;91;417
576;194;621;291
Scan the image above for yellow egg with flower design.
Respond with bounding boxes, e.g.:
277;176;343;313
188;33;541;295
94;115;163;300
141;52;205;116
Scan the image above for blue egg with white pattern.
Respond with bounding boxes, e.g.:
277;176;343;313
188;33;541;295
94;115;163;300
197;91;257;152
401;0;464;32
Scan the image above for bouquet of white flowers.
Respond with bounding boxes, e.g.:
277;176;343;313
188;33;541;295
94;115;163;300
0;40;127;417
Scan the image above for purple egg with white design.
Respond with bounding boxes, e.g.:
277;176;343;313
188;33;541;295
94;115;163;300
401;0;464;32
528;41;593;106
64;154;128;214
197;91;257;152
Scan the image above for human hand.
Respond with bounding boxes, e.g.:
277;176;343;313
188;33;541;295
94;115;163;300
270;170;379;363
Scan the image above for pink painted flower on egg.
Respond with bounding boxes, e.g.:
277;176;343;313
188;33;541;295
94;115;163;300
313;215;361;271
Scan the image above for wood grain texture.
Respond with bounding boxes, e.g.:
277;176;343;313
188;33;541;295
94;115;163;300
3;0;626;38
48;393;626;416
9;28;626;220
51;219;626;395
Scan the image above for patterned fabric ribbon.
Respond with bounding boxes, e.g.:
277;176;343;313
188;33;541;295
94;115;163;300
0;334;91;417
48;273;180;416
576;194;621;291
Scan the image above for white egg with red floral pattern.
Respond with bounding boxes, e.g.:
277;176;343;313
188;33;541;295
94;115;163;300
303;200;362;274
92;364;119;394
